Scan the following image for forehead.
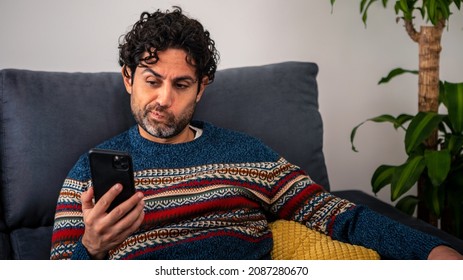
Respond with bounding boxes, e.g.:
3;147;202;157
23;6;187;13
138;49;196;78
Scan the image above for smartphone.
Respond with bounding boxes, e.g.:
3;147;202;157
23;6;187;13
88;148;135;212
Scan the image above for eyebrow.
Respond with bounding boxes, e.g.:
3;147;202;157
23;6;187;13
140;67;197;82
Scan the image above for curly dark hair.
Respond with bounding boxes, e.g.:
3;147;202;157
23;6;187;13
118;6;219;84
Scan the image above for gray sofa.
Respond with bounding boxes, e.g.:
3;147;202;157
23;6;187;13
1;62;462;259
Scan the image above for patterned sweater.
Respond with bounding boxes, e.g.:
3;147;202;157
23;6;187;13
50;121;445;260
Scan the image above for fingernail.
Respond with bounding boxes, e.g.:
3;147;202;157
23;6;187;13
114;184;122;191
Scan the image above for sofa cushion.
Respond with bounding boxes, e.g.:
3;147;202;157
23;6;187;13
0;233;11;259
0;69;134;232
194;61;330;189
0;207;11;259
10;226;53;260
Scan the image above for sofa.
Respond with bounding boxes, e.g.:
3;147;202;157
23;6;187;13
1;61;462;260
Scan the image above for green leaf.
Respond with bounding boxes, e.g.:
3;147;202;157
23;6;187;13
391;156;426;201
424;149;451;187
447;166;463;188
394;1;401;14
361;0;378;24
428;0;437;24
444;81;463;133
371;165;396;193
405;112;444;154
417;6;425;19
424;180;443;216
398;0;413;19
439;80;446;105
447;135;463;155
445;181;463;236
399;0;408;12
439;2;451;21
395;195;419;216
378;68;418;84
455;0;462;10
350;114;406;152
360;0;369;12
395;114;414;129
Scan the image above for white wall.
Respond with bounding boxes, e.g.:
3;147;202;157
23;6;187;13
1;0;462;205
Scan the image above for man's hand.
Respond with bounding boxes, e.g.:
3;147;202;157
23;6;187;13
428;245;463;260
81;184;145;259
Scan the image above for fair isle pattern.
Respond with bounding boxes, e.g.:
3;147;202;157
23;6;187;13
115;159;307;259
294;193;355;234
110;210;269;259
134;158;291;190
51;178;88;259
50;123;447;260
269;176;355;234
269;177;313;213
51;157;336;259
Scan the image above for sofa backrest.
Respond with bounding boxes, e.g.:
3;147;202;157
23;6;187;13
0;70;135;259
0;61;328;259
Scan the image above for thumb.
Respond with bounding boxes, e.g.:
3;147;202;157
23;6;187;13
81;187;95;211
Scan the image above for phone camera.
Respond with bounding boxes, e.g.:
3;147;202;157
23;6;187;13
113;155;129;171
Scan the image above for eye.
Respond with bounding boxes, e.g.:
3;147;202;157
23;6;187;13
175;83;190;90
146;79;160;87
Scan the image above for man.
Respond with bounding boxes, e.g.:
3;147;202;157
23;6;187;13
50;7;462;260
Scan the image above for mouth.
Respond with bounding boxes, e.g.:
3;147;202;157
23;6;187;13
146;107;175;126
142;103;175;126
149;110;165;121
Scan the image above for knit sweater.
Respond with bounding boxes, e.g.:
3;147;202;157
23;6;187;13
50;121;445;260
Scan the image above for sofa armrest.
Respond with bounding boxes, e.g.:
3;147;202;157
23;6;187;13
333;190;463;254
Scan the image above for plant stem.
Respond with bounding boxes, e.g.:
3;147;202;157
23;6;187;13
415;24;444;225
417;26;443;114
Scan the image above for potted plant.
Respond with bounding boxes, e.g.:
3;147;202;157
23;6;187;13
330;0;463;238
351;76;463;238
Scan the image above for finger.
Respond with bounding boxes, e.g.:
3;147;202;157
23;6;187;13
107;191;144;221
81;187;95;210
125;204;145;235
94;183;123;213
113;199;145;237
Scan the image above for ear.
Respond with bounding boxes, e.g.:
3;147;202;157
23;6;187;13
195;76;209;103
121;66;133;95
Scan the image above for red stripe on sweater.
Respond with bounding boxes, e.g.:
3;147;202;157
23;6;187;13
144;196;260;225
277;183;325;219
142;178;271;196
55;204;82;212
51;228;85;243
271;169;307;197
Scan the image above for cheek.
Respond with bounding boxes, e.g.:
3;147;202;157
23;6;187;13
130;87;151;106
178;97;198;111
129;92;148;115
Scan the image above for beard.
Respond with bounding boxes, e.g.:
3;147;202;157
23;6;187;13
132;102;195;139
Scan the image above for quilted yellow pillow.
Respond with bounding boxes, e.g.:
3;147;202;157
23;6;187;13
269;220;380;260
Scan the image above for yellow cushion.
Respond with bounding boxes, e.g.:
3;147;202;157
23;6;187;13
269;220;380;260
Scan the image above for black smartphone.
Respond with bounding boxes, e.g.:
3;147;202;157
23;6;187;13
88;148;135;212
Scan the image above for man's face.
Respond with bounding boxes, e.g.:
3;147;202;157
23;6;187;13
122;48;206;144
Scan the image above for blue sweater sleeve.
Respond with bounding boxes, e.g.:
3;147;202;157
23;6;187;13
70;240;92;260
331;205;448;259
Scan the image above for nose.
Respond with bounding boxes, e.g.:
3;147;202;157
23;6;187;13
156;84;174;108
